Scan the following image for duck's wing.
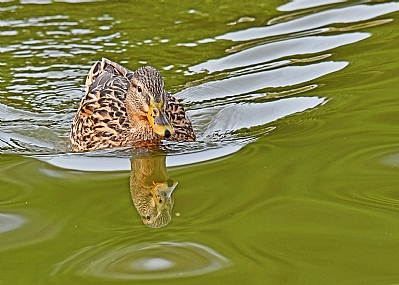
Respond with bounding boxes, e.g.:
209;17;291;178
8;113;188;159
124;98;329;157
165;92;196;142
85;58;134;94
70;65;132;152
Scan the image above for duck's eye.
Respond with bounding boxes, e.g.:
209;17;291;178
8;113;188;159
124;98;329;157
137;86;142;93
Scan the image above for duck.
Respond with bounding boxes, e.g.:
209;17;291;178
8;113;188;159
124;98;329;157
70;58;195;152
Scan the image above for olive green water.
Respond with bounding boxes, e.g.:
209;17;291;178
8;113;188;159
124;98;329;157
1;1;399;284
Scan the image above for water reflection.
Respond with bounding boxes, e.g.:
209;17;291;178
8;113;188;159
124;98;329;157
216;2;399;41
189;33;368;74
0;213;26;234
129;155;177;228
0;210;61;251
53;241;231;280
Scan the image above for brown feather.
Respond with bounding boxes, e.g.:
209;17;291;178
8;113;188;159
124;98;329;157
70;58;195;152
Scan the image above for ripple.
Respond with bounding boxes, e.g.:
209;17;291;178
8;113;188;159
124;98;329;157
203;97;325;136
2;15;76;28
4;64;86;113
190;33;368;74
0;213;26;234
312;140;399;213
34;142;247;171
1;210;62;251
180;61;347;103
216;3;399;41
1;30;18;36
278;0;346;12
53;241;231;280
0;102;71;154
133;257;174;270
351;188;399;211
381;153;399;168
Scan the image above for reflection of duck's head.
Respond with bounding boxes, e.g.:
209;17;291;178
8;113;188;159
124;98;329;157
137;179;178;228
130;156;177;228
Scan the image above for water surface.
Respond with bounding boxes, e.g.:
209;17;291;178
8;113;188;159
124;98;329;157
1;1;399;284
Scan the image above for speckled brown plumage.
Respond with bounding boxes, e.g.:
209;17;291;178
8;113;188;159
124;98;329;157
70;58;195;152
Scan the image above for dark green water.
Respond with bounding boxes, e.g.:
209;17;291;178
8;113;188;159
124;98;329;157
1;1;399;284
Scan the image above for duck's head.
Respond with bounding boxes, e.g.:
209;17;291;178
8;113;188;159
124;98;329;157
126;66;174;138
132;179;177;228
141;179;177;228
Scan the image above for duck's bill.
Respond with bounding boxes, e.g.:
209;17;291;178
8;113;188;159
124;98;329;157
151;180;178;212
147;100;174;138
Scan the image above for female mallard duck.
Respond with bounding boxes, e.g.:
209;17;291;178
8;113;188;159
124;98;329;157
70;58;195;152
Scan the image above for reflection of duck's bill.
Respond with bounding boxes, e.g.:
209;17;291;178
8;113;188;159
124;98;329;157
151;179;178;212
147;98;174;138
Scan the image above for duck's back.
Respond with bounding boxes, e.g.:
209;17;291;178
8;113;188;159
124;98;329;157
70;59;133;151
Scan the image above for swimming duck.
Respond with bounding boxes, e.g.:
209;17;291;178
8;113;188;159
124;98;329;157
70;58;195;152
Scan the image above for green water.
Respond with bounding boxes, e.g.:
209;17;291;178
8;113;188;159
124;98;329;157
1;1;399;284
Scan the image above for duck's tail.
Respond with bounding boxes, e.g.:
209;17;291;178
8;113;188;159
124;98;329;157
84;58;134;93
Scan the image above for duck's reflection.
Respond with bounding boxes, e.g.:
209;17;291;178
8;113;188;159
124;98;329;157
129;154;177;228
